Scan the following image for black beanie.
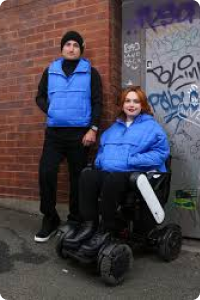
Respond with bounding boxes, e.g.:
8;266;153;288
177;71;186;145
61;31;85;53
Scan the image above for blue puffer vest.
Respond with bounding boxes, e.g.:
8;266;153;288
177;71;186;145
47;57;91;127
95;114;170;172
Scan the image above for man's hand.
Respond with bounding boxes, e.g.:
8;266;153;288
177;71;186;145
82;129;97;146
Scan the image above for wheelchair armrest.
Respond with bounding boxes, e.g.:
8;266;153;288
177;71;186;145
129;171;171;189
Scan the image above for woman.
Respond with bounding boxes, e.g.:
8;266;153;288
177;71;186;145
64;86;170;254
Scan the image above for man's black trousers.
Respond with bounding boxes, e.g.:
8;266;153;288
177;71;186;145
39;127;88;221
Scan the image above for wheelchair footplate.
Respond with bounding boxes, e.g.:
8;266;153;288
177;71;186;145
62;247;98;264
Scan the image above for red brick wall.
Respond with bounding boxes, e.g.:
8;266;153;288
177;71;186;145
0;0;122;202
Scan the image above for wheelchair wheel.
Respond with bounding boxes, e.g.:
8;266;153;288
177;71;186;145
98;243;133;286
56;234;69;259
158;225;182;262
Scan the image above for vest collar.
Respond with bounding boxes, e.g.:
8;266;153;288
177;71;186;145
50;57;91;75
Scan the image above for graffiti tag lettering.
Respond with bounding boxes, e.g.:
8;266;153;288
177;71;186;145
124;43;141;70
152;26;200;63
148;90;184;123
147;55;200;91
125;1;195;32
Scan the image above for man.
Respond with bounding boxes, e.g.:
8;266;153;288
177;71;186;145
34;31;102;242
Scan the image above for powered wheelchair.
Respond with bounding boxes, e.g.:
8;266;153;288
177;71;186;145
56;157;182;286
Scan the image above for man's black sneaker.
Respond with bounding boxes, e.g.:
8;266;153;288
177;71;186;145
34;215;60;243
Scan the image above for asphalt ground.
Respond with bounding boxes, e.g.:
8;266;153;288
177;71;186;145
0;206;200;300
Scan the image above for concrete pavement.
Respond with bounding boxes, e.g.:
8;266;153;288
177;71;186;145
0;206;200;300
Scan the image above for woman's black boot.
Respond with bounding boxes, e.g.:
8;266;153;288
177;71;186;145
62;221;97;250
80;230;111;256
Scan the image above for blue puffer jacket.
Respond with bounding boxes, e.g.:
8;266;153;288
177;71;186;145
47;57;91;127
95;113;170;172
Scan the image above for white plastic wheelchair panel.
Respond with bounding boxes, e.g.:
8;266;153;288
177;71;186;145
136;174;165;224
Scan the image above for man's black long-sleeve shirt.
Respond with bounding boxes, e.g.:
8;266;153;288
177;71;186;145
36;59;103;128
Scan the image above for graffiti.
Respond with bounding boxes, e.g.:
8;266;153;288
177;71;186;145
145;19;200;230
176;128;192;141
170;189;198;227
190;139;200;160
178;105;200;127
125;1;195;32
149;86;200;128
146;60;153;69
188;84;199;106
151;26;200;63
168;126;193;158
190;140;200;154
170;138;187;158
173;189;197;211
124;43;141;70
178;84;200;128
148;90;185;123
147;55;200;91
